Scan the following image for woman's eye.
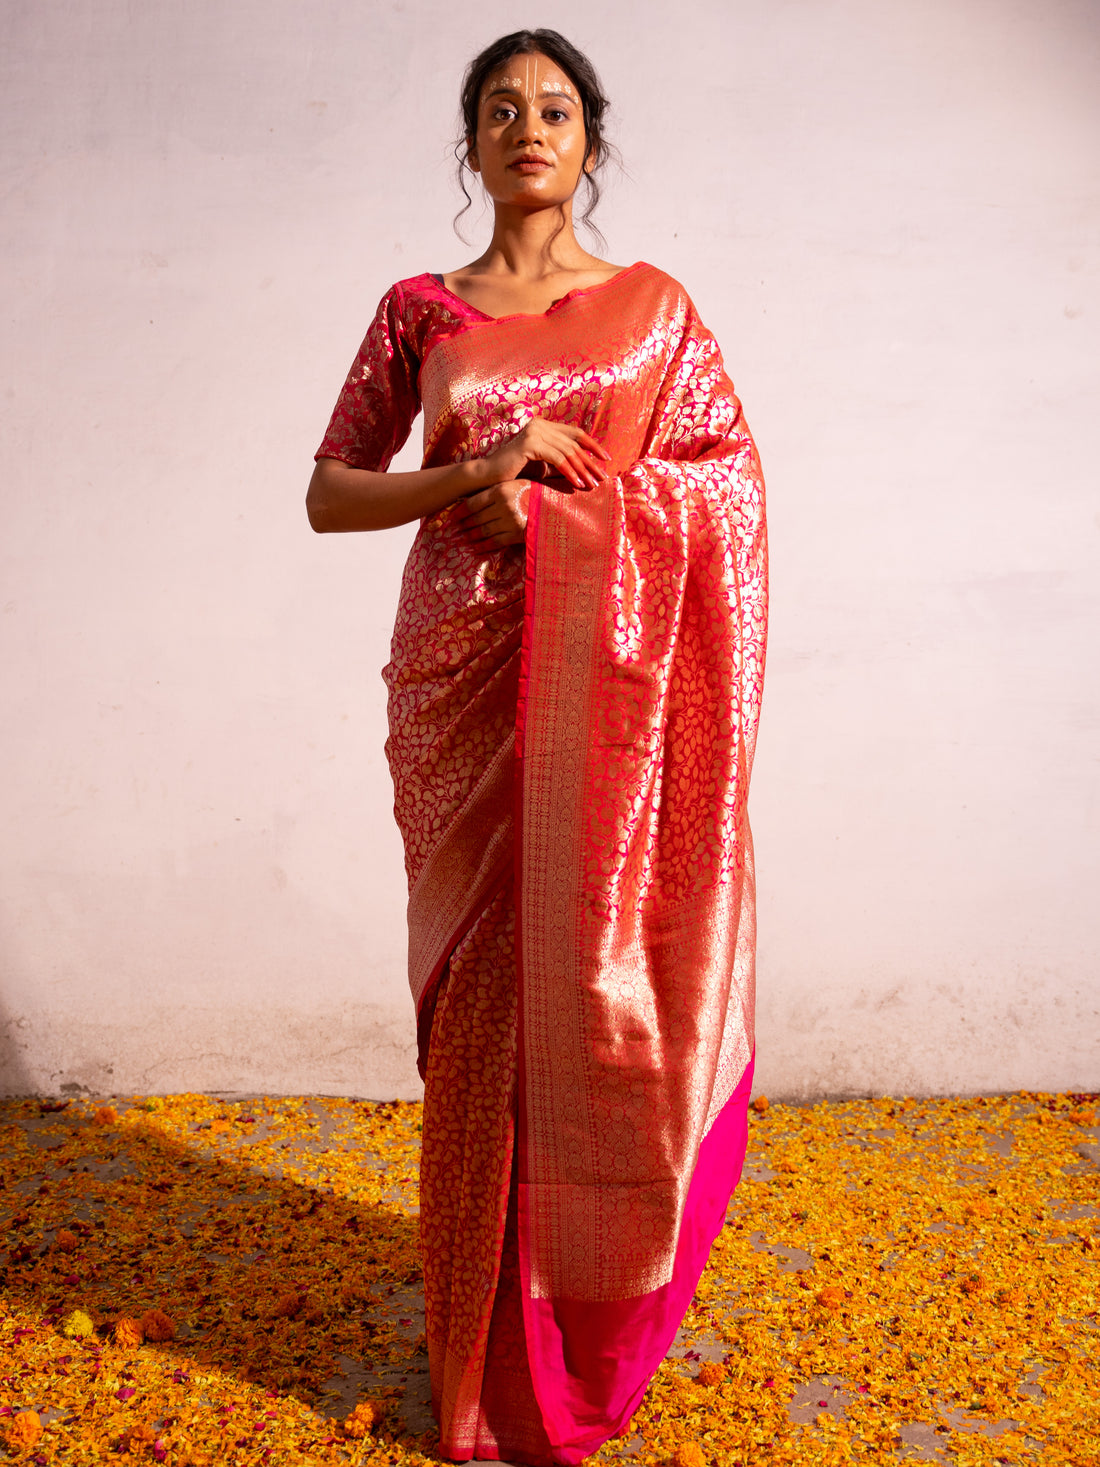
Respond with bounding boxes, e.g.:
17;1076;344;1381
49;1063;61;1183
544;108;568;122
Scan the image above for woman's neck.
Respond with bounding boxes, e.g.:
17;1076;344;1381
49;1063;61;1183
471;202;605;281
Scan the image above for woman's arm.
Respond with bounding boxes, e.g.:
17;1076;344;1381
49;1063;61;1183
306;417;610;533
307;456;489;532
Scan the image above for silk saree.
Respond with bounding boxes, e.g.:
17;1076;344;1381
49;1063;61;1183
316;262;767;1464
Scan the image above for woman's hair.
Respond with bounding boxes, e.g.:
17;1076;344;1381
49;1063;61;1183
454;28;615;247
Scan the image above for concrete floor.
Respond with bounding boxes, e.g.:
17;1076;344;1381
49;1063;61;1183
1;1090;1097;1464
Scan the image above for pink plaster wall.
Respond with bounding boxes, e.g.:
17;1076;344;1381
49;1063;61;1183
1;0;1097;1098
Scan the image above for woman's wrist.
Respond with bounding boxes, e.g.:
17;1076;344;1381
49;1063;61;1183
461;455;499;493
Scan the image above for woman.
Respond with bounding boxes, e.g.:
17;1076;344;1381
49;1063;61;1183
308;28;767;1466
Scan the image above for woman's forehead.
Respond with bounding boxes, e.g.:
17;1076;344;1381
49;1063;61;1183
480;53;580;105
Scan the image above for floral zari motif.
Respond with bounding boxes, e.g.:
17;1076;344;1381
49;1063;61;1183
316;262;767;1465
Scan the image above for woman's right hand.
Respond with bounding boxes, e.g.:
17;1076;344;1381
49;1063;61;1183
479;416;611;492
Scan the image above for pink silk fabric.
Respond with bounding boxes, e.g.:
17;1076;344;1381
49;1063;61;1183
316;263;767;1463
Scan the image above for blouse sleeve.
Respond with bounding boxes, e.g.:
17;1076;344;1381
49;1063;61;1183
314;282;420;470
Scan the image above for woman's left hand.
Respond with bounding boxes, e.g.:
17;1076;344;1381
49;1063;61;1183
457;479;531;549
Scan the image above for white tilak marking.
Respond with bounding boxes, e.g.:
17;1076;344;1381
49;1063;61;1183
484;62;578;107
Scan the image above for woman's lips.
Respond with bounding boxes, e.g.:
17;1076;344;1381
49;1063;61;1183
510;157;551;172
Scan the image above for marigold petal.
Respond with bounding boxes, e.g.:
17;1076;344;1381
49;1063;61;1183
5;1411;42;1449
139;1308;176;1342
114;1316;145;1346
341;1397;386;1438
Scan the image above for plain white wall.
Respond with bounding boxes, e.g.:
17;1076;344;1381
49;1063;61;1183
1;0;1097;1100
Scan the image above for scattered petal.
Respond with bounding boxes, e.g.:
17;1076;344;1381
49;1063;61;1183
139;1308;175;1342
671;1445;707;1467
3;1411;42;1450
815;1285;846;1309
60;1308;95;1339
114;1316;144;1347
0;1087;1093;1463
340;1398;386;1438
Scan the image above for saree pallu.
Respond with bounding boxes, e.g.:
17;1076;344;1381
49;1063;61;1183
316;263;767;1464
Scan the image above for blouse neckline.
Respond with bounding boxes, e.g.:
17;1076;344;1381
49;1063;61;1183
426;261;648;324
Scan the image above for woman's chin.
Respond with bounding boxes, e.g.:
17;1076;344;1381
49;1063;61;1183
489;179;576;211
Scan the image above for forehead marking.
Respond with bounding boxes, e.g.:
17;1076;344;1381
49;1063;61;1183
483;56;578;106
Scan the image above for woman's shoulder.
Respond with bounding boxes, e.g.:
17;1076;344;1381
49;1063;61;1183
369;272;447;311
362;273;483;360
390;271;490;309
630;261;681;288
625;262;696;311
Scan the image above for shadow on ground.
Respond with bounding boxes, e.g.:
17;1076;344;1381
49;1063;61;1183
2;1089;1098;1464
0;1094;434;1459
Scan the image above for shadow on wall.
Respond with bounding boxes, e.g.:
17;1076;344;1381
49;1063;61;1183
1;982;37;1098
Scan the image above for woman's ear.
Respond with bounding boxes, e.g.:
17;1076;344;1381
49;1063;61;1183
466;137;480;174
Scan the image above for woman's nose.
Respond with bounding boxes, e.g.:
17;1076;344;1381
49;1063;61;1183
514;107;545;144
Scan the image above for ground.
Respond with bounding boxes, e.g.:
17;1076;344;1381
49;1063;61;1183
0;1089;1096;1465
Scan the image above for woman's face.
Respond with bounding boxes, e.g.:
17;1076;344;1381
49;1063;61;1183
469;52;591;210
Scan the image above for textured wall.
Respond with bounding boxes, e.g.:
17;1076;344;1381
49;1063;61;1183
1;0;1097;1099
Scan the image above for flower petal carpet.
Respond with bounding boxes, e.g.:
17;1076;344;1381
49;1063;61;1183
1;1090;1096;1464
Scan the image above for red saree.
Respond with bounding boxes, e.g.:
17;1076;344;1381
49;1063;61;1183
316;262;767;1464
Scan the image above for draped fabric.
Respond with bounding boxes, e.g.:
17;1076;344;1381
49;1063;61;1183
316;263;767;1464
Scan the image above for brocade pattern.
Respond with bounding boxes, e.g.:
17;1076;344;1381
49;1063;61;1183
316;263;767;1463
419;882;553;1463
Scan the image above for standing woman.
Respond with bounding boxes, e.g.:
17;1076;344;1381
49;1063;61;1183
308;28;767;1466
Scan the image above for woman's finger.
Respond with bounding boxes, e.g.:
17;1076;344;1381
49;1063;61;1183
464;497;517;527
462;502;526;541
573;430;612;462
561;457;593;490
524;418;610;467
537;429;607;487
563;449;602;490
463;513;501;536
459;486;496;515
543;424;611;464
576;451;605;486
467;523;524;548
459;489;514;523
545;447;586;488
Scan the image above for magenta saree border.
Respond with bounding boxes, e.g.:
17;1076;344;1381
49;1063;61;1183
519;1060;755;1462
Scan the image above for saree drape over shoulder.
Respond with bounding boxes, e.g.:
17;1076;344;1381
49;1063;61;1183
316;263;767;1465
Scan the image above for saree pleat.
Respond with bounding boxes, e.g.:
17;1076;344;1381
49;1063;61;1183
420;873;560;1463
316;264;767;1464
